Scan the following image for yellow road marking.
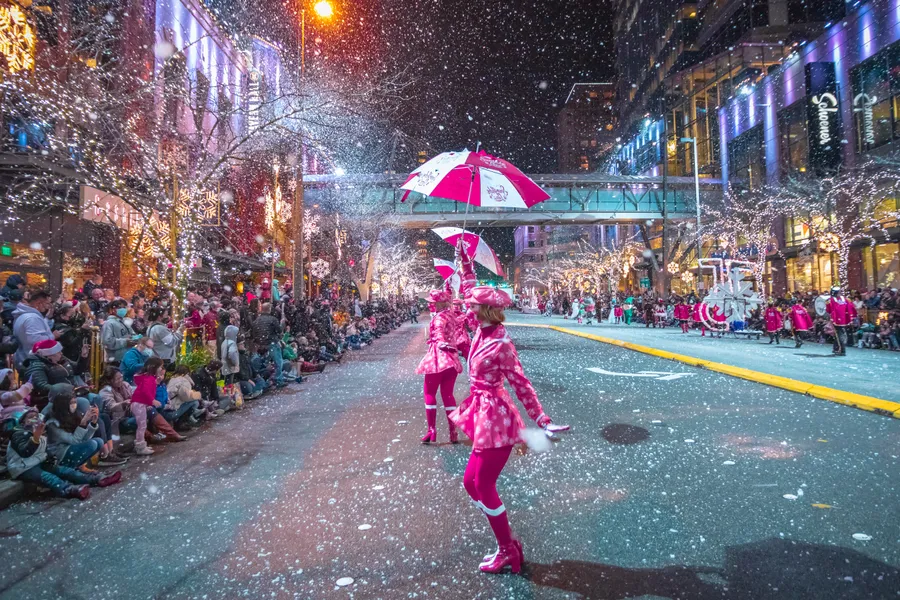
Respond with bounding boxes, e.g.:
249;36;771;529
508;323;900;419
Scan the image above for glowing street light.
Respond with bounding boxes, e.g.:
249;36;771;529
313;0;334;18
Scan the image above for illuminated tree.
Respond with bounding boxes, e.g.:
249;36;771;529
704;185;780;297
0;11;411;306
768;160;900;291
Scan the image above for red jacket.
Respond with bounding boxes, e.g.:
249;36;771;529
132;373;158;406
789;305;813;331
764;307;783;332
826;297;857;326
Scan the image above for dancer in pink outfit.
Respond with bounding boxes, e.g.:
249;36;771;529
450;252;562;575
415;289;462;444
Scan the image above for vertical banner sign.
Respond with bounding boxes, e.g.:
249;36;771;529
805;62;842;175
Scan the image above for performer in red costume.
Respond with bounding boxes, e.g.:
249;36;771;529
451;252;564;574
415;289;462;444
825;286;857;356
764;299;784;344
674;298;691;333
788;298;813;348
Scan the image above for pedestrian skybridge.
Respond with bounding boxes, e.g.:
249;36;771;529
303;173;722;227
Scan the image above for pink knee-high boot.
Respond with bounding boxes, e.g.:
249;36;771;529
464;446;522;573
440;370;459;444
422;373;440;444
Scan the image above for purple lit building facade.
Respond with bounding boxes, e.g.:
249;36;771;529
720;0;900;294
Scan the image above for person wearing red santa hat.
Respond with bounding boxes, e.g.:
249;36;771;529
764;299;784;344
450;251;565;574
414;288;462;444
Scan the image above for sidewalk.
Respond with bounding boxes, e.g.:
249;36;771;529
507;313;900;402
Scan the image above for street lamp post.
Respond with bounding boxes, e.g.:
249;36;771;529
680;137;702;264
292;0;333;303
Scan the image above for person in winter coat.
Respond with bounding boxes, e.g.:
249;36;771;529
97;366;132;442
788;299;814;348
192;360;225;411
52;303;89;367
237;342;266;399
45;384;104;469
451;251;566;574
146;308;182;366
23;340;76;410
165;365;202;427
0;274;25;300
764;300;784;344
251;303;284;387
100;300;135;364
11;290;57;370
6;408;121;501
132;357;165;455
826;286;858;356
415;289;461;444
0;368;32;420
120;336;153;384
220;325;240;384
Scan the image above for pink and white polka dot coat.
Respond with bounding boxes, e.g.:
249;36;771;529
415;309;462;375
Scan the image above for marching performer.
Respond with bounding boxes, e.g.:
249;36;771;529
584;296;596;325
675;298;691;333
453;298;473;360
415;289;462;444
653;299;667;328
764;299;783;344
788;298;813;348
451;252;565;574
825;286;857;356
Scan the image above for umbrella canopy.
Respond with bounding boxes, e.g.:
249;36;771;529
432;227;504;277
401;150;550;208
432;258;457;280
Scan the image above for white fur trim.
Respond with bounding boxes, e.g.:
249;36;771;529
424;404;437;409
480;503;506;517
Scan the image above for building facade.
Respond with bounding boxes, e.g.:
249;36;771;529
608;0;899;295
557;83;616;172
0;0;304;297
720;0;900;294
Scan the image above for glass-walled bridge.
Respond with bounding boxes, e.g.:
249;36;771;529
302;173;722;227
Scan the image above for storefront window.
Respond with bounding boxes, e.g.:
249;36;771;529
786;253;834;293
728;124;765;189
874;242;899;288
778;102;808;175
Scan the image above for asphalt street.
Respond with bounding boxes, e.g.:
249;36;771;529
0;321;897;600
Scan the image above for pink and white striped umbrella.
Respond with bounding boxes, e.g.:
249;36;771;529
432;227;505;277
401;150;550;208
432;258;457;280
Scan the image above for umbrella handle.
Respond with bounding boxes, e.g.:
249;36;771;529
461;168;474;236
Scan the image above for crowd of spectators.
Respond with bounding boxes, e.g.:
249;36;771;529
1;274;417;501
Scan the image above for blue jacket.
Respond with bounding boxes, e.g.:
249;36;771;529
120;347;147;384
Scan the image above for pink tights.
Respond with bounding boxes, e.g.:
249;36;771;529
463;445;513;546
423;368;457;431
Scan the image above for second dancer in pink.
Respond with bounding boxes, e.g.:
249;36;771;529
415;289;462;444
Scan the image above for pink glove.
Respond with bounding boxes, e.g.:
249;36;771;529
536;414;552;428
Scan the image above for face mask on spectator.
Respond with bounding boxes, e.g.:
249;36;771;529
116;308;128;318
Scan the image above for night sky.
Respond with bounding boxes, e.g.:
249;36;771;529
361;0;616;173
219;0;615;173
214;0;615;261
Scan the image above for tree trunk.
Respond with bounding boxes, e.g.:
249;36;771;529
354;237;380;302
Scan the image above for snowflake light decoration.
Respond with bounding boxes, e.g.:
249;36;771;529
304;213;321;237
310;258;330;279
